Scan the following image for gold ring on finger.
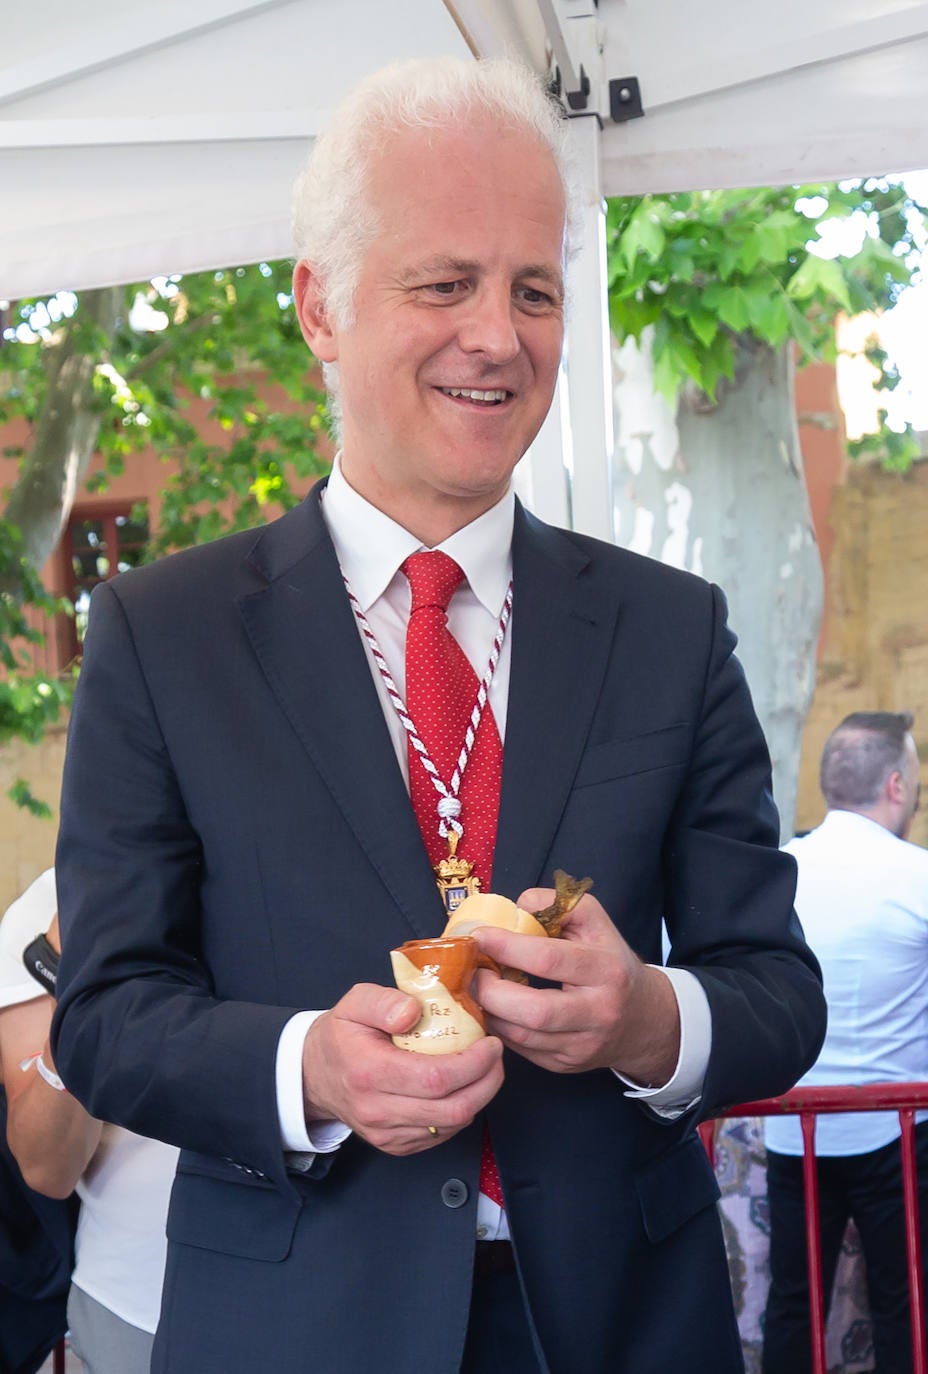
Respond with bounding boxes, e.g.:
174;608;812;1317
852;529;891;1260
427;1125;439;1137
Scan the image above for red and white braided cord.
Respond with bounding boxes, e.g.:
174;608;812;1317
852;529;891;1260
342;576;512;841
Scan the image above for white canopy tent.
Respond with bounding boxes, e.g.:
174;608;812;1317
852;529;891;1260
2;0;927;535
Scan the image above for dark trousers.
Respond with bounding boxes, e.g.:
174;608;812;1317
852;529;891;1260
763;1123;928;1374
461;1269;544;1373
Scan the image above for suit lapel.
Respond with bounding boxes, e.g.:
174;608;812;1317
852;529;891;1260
492;504;622;896
237;490;620;921
237;489;444;938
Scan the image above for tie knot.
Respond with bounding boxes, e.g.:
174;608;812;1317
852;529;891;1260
402;550;464;614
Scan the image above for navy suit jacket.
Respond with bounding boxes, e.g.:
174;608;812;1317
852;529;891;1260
53;487;825;1374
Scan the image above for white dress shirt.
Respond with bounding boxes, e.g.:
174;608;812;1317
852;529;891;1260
765;809;928;1157
276;457;711;1234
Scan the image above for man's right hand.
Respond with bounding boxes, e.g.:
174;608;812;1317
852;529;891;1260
300;984;504;1156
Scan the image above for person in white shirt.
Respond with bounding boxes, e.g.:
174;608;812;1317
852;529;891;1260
0;870;178;1374
763;710;928;1374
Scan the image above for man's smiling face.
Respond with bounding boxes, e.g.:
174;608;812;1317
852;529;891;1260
298;117;567;544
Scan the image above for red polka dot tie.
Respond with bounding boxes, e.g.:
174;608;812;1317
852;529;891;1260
402;549;505;1207
402;551;502;892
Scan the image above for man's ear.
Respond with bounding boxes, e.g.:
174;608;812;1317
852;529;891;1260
293;260;338;362
887;769;906;805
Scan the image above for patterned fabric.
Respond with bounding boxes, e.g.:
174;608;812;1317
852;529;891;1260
713;1117;875;1373
402;550;502;893
402;550;504;1208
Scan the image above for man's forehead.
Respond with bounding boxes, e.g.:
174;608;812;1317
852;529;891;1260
370;116;562;195
361;118;569;280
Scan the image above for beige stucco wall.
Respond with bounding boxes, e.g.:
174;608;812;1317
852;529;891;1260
0;728;66;915
795;455;928;847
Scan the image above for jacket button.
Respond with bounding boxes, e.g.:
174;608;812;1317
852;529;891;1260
441;1178;469;1209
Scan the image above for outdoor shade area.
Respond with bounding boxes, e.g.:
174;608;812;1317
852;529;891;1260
2;0;928;539
2;0;928;297
4;8;928;1374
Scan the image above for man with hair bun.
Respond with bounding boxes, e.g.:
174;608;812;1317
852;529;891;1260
764;710;928;1374
53;55;824;1373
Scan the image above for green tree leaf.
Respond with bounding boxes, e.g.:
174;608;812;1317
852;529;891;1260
716;286;752;332
607;178;924;421
786;254;853;312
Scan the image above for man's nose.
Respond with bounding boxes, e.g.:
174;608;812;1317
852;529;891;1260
457;286;520;364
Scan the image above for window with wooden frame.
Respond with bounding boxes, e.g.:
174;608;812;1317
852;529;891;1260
60;503;149;662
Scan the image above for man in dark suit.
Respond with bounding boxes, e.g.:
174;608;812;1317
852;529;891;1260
52;55;826;1374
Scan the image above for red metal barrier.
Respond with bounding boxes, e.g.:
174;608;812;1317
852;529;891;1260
53;1337;65;1373
701;1083;928;1374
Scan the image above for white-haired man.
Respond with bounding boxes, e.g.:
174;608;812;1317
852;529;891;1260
764;711;928;1374
54;56;825;1373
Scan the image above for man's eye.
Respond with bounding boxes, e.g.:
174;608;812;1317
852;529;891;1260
518;286;557;309
429;281;463;296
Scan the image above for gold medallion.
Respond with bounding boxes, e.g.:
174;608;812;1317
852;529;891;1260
434;829;482;917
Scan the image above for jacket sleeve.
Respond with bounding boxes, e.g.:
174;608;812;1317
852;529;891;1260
664;583;826;1116
51;580;300;1192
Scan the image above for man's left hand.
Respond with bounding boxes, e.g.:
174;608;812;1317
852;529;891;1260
472;891;680;1087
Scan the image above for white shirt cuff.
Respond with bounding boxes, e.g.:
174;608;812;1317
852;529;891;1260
615;966;711;1119
276;1010;352;1166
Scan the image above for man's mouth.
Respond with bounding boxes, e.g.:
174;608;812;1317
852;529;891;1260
439;387;510;406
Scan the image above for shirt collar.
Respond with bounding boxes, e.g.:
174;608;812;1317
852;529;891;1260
321;453;514;614
819;809;899;842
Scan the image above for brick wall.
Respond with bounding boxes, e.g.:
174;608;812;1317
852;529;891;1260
1;368;331;916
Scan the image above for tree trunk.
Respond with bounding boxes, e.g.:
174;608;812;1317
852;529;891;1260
2;286;122;585
612;331;823;840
